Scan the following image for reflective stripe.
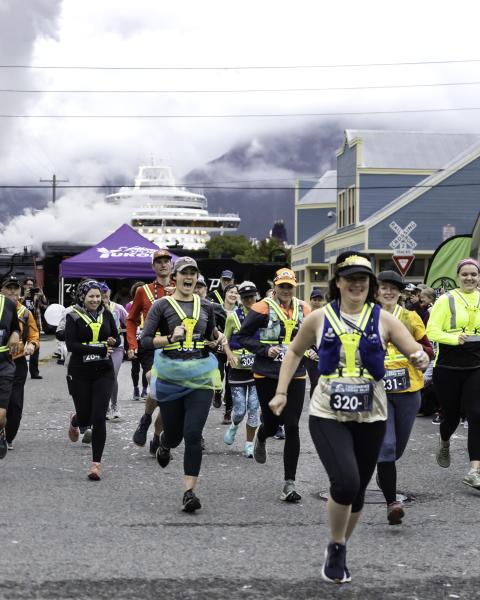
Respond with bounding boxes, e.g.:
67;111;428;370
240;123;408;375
143;284;155;304
164;295;201;350
231;311;242;332
447;289;480;333
72;307;104;344
214;290;224;306
385;304;407;362
264;297;300;345
0;295;10;352
17;305;27;319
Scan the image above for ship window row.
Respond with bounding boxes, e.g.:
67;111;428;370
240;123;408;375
132;219;238;228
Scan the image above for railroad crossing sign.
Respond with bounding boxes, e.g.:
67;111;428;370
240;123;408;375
389;221;417;254
392;254;415;276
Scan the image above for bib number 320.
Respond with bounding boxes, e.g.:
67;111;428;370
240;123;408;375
329;381;374;413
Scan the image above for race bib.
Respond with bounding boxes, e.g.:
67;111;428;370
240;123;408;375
384;368;410;392
239;353;254;369
329;381;374;413
273;346;287;363
82;353;107;363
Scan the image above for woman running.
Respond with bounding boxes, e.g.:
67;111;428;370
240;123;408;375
223;281;260;457
65;280;120;480
426;258;480;489
376;270;433;524
141;257;223;512
269;253;429;584
237;268;311;503
125;281;148;401
101;283;128;420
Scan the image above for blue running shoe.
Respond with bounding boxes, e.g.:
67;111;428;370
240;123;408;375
321;542;351;584
224;423;238;445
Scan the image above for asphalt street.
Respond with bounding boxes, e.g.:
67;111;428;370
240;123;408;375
1;338;480;599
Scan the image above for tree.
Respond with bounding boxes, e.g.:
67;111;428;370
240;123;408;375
206;234;290;264
205;234;251;259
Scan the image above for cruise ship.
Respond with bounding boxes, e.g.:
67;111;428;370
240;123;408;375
106;163;240;250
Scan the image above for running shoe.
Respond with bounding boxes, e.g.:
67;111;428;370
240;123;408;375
57;359;65;365
68;414;79;442
182;489;201;513
7;442;14;451
223;423;238;445
132;386;140;401
280;480;302;503
436;437;451;468
253;431;267;464
387;501;405;525
88;462;101;481
0;428;7;459
274;425;285;440
431;413;443;425
222;409;231;425
321;542;351;584
112;409;121;420
81;428;92;444
212;390;223;408
156;433;171;468
149;435;160;456
105;409;113;421
462;470;480;489
132;413;152;446
244;441;254;458
141;388;148;400
463;419;469;429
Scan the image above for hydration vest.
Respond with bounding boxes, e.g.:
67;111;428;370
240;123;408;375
444;289;480;335
162;295;206;351
16;304;31;345
229;306;257;354
259;297;305;347
318;301;385;381
71;306;106;348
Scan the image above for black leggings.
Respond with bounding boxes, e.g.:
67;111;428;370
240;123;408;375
6;357;28;443
69;371;114;463
309;416;386;513
130;357;148;389
159;389;212;477
305;358;320;399
255;377;305;481
433;366;480;460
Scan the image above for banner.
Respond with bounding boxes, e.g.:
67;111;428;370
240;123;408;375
425;235;472;291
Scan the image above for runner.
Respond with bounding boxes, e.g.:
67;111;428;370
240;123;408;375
269;252;429;583
223;281;260;457
100;283;128;420
376;270;434;524
65;279;121;480
127;250;173;454
1;277;40;451
125;281;148;401
305;289;325;399
141;257;223;512
207;269;234;305
237;268;311;502
426;258;480;489
217;283;238;424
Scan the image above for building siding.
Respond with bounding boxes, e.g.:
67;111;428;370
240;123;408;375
359;174;426;221
337;145;357;189
296;208;332;244
368;157;480;250
312;240;325;263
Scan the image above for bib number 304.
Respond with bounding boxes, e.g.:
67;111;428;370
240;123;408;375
329;381;374;413
239;354;254;368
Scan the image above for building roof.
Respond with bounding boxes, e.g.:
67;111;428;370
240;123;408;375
344;130;480;170
297;170;337;205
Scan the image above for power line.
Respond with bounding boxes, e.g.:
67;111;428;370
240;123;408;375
1;58;480;70
2;107;480;119
2;81;480;94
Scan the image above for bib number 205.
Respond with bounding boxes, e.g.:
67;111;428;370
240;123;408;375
329;381;373;413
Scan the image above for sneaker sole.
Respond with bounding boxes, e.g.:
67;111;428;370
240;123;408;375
462;480;480;490
436;455;451;468
321;564;350;584
280;491;302;503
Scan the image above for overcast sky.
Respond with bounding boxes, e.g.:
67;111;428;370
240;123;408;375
1;0;480;248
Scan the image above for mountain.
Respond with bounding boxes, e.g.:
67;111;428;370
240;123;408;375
184;121;343;242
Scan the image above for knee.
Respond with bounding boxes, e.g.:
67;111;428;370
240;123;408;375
183;426;202;448
378;440;396;463
284;423;299;438
246;410;259;428
330;474;360;507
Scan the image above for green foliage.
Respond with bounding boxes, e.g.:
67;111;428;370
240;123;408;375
206;234;290;264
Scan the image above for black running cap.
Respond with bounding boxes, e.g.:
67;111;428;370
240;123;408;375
377;270;406;290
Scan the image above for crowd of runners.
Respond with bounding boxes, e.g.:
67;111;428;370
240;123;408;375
1;249;479;585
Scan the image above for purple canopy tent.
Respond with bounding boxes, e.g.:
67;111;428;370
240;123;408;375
59;224;177;304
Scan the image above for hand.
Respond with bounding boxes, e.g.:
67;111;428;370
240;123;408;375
7;332;20;356
267;346;282;359
107;336;116;346
24;342;36;356
307;349;317;360
458;334;469;345
227;355;239;368
127;348;137;360
269;393;287;416
171;325;186;342
206;339;219;349
106;345;114;356
215;333;227;347
409;350;429;371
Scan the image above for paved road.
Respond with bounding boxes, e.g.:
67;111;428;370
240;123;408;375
1;339;480;599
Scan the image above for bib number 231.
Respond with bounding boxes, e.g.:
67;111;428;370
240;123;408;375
329;381;374;413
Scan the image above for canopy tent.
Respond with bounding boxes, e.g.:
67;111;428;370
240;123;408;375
59;224;177;303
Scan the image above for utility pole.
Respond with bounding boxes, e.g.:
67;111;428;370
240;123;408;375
40;174;69;204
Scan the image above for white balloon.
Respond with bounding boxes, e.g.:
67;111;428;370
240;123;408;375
44;303;65;327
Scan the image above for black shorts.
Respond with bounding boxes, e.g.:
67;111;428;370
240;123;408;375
0;360;15;410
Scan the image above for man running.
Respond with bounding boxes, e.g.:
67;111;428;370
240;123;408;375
127;249;173;454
